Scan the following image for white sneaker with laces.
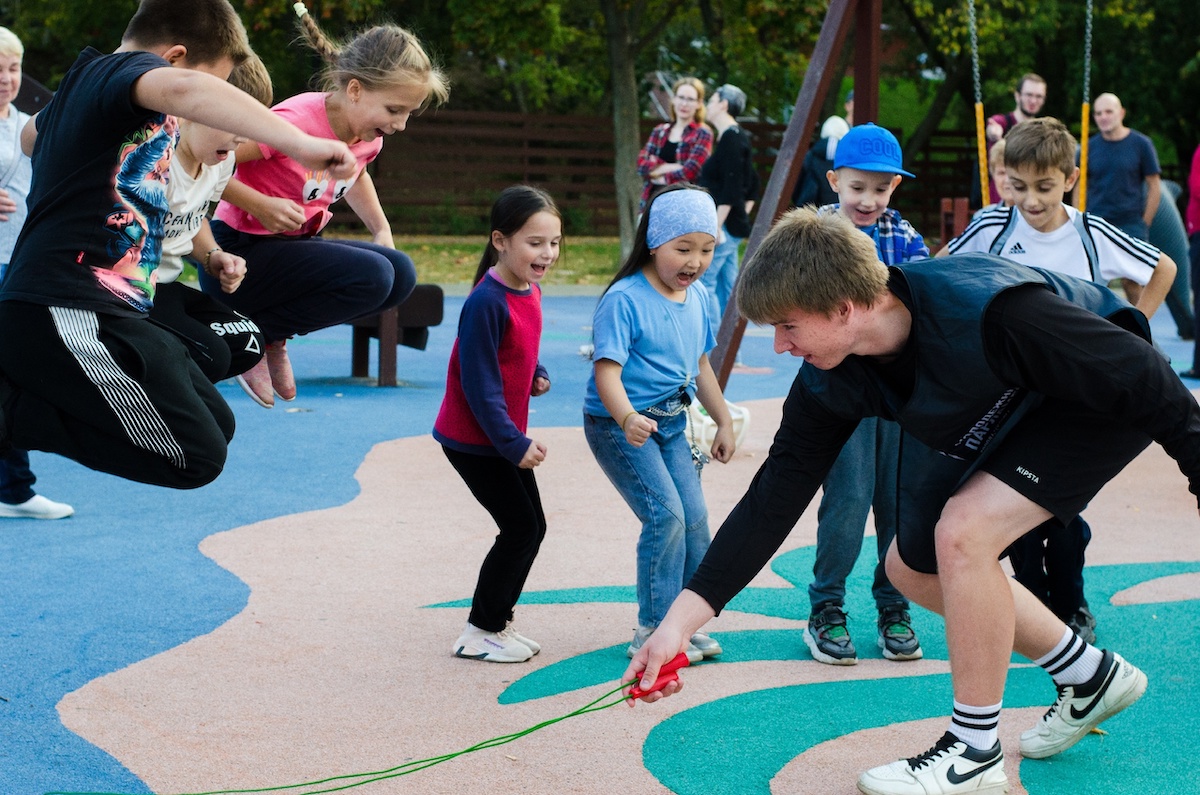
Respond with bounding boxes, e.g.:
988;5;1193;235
1019;649;1147;759
858;732;1009;795
453;623;533;663
627;626;703;663
0;494;75;520
505;621;540;655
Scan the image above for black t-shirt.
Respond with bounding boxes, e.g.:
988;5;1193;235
3;47;173;317
698;124;755;238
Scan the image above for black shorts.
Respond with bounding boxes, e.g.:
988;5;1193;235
894;398;1152;574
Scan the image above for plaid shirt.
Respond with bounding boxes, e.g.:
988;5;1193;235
637;121;714;209
818;204;929;265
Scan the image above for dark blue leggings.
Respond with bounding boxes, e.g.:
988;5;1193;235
201;222;417;343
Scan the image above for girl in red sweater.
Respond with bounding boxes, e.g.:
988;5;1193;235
434;186;561;663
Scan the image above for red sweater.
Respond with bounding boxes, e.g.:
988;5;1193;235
433;272;547;465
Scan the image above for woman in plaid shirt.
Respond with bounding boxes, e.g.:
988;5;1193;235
636;77;714;211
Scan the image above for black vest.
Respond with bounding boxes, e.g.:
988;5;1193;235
800;253;1148;463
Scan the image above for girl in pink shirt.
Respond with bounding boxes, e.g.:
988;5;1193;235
201;5;449;405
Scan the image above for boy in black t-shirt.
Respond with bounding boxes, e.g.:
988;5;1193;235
0;0;356;488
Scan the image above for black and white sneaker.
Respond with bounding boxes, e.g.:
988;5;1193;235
1020;649;1147;759
804;604;857;665
858;732;1009;795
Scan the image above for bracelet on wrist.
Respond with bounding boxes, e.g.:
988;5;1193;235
621;410;639;430
203;247;222;268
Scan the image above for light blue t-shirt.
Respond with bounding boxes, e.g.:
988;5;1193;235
0;108;32;267
584;270;715;416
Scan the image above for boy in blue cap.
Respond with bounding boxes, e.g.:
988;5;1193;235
800;122;929;666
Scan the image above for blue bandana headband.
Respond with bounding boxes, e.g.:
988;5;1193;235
646;190;719;249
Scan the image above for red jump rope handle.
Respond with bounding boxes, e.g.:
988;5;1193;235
628;651;692;700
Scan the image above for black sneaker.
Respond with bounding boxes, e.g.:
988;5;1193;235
858;732;1009;795
804;604;856;665
1064;605;1097;645
878;605;923;661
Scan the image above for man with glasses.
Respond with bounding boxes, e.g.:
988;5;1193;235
983;73;1047;204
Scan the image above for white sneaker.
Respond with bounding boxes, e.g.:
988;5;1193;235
627;625;703;664
858;732;1009;795
505;621;540;655
453;623;533;663
0;494;75;520
1019;650;1147;759
690;632;723;658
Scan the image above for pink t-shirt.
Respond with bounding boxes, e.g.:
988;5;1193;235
214;92;383;237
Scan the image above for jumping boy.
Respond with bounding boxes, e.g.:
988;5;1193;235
625;207;1200;795
0;0;356;488
803;122;928;666
941;117;1178;644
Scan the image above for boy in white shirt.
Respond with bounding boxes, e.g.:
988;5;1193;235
940;116;1178;643
149;55;272;403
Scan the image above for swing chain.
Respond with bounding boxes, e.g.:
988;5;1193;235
1082;0;1093;102
968;0;982;105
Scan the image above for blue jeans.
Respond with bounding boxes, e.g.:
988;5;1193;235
0;447;36;505
808;417;907;613
585;398;711;627
701;226;743;339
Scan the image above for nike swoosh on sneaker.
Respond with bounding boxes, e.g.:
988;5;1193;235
945;755;1002;785
1069;664;1117;720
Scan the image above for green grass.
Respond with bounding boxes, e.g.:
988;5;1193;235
179;234;623;287
335;233;625;286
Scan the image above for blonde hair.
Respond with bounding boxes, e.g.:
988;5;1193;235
228;53;273;106
670;77;706;126
988;137;1006;172
298;13;449;108
738;207;888;322
0;27;24;58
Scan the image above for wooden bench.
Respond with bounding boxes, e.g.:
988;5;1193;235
349;284;444;386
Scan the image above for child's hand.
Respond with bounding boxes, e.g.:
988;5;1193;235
252;196;307;233
0;187;15;221
623;413;658;447
519;440;547;469
531;376;551;397
206;250;247;294
710;425;737;463
294;136;358;181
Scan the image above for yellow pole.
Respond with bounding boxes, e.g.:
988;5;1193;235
1078;102;1090;212
975;102;989;203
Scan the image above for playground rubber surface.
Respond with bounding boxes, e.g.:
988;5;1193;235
2;289;1198;795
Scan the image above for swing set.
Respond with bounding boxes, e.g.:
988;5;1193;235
967;0;1096;209
711;0;1100;385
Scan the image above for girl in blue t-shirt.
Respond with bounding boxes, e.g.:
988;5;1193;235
583;184;736;662
434;186;561;664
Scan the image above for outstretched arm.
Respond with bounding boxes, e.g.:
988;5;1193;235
132;68;356;180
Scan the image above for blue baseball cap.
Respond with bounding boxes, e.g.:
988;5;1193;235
833;122;915;178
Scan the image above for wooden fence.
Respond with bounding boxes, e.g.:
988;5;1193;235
352;110;997;242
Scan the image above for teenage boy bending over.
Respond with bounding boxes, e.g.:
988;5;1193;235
625;207;1200;795
0;0;356;488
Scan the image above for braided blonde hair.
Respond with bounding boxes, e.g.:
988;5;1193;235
295;7;449;108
